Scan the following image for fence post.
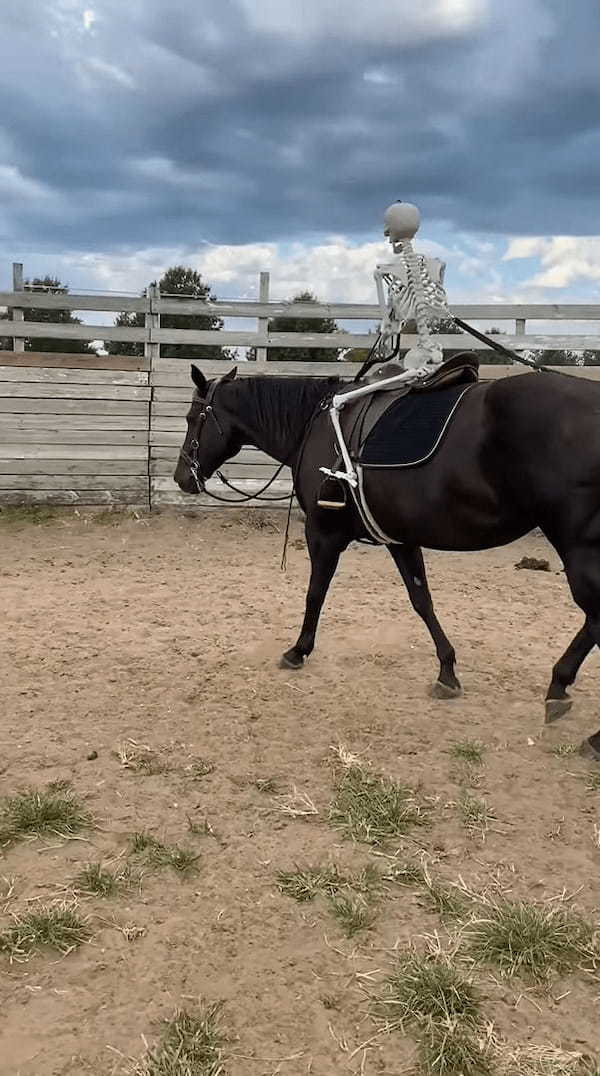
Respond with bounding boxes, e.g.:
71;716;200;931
12;263;24;353
146;282;160;365
146;283;160;513
256;271;269;366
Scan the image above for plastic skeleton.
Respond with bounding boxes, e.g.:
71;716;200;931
320;201;452;492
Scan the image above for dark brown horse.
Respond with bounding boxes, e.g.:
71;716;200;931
174;364;600;759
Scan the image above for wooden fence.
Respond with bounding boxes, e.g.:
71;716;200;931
1;274;600;510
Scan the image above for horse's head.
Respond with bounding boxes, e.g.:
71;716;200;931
174;365;244;494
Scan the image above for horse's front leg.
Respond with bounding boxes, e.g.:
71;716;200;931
388;544;461;698
280;519;349;670
545;620;594;723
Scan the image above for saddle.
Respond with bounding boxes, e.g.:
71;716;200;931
318;353;479;509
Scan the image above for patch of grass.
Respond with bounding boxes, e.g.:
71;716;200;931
74;861;131;897
130;1004;226;1076
585;772;600;792
422;881;468;922
420;1022;492;1076
376;950;482;1029
93;508;129;526
130;832;200;875
329;764;427;846
374;949;489;1074
329;892;375;937
386;861;427;887
277;864;347;902
552;743;579;758
459;792;494;837
465;899;595;983
0;903;90;961
449;741;485;765
0;785;91;845
0;506;59;528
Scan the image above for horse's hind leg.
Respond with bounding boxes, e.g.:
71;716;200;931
558;547;600;758
545;620;594;723
280;519;349;670
388;545;461;698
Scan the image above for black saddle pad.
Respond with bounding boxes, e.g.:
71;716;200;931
359;383;473;468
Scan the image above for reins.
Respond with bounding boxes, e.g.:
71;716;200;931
353;319;547;382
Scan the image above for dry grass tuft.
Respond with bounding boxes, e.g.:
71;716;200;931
0;901;90;961
0;785;91;845
329;892;375;937
273;786;319;819
464;898;596;983
329;764;428;846
74;861;132;897
458;792;495;838
449;741;485;765
494;1039;599;1076
129;1004;226;1075
373;943;490;1075
116;740;171;776
130;832;200;876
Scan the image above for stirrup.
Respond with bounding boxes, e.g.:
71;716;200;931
317;475;347;510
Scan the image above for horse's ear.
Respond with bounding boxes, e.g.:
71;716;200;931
223;366;237;382
190;365;207;394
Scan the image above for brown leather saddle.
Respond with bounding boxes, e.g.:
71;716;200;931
318;353;479;509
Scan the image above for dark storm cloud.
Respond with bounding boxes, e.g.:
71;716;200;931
1;0;599;253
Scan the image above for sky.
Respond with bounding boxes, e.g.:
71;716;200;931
1;0;600;317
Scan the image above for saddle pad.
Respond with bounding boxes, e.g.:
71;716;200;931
358;382;473;468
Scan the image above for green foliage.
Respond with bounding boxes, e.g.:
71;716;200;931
247;290;339;362
0;904;90;960
0;785;91;845
465;900;595;982
329;764;427;845
109;266;232;361
131;1004;226;1076
0;277;89;354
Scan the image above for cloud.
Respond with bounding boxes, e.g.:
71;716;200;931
0;0;598;259
505;236;600;288
81;57;136;89
237;0;487;44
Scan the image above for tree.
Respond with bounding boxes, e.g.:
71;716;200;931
108;266;232;360
0;277;87;353
247;291;339;362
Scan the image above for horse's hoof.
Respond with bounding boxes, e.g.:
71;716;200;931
545;697;572;724
431;681;462;700
580;738;600;762
279;650;304;670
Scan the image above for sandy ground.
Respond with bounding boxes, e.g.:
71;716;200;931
0;508;599;1075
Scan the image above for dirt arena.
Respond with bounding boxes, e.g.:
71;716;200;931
1;508;599;1075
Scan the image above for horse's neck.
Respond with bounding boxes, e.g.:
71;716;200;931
231;377;331;463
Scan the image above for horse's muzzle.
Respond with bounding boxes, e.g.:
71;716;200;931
173;457;205;495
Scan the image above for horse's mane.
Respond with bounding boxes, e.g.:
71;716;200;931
237;374;343;442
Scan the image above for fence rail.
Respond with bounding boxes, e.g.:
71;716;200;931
2;265;600;358
1;271;600;510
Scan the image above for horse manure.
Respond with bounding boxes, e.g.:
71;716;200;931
514;556;550;572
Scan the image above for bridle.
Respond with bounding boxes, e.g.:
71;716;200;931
178;376;305;504
179;378;224;494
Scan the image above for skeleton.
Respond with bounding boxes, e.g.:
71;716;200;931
374;200;450;375
319;202;454;498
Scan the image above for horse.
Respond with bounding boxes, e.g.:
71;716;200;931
174;363;600;760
